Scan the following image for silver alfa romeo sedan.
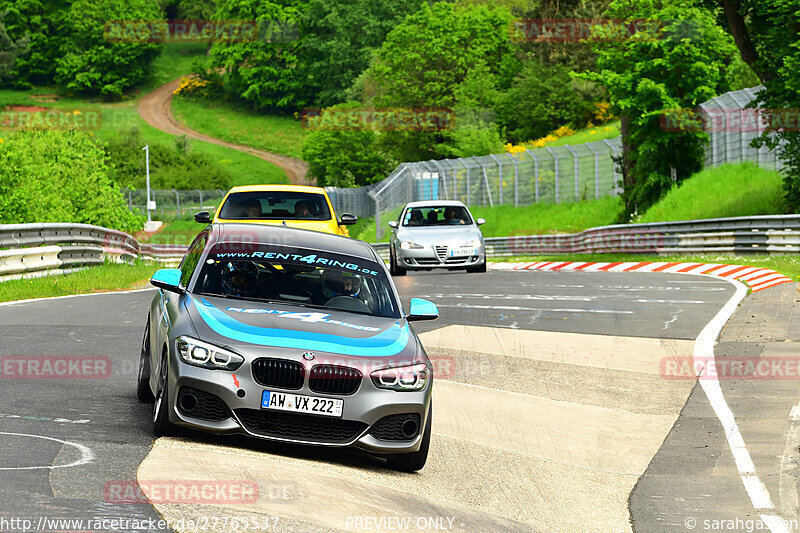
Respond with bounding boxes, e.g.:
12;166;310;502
388;200;486;275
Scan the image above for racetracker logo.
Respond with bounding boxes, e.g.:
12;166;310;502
1;356;111;379
1;108;102;131
301;108;455;132
104;480;259;504
661;108;800;133
103;19;298;43
509;18;664;42
661;356;800;380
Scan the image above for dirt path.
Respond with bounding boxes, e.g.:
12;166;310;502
137;78;310;185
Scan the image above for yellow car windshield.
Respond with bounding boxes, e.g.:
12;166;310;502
219;191;331;221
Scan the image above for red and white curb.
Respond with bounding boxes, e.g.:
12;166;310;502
490;261;793;292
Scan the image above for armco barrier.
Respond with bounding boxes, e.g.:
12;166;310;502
2;215;799;281
0;223;186;281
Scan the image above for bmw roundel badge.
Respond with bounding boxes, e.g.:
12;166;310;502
302;352;315;361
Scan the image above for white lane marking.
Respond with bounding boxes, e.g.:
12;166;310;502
778;400;800;521
694;277;790;533
0;413;90;424
433;303;633;314
0;288;155;307
417;293;706;304
0;431;94;470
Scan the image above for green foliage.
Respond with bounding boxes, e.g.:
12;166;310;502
0;130;143;233
0;10;30;79
727;0;800;210
298;0;426;107
497;61;604;143
209;0;306;110
583;1;739;218
638;162;785;223
101;128;231;190
55;0;163;97
0;0;68;87
302;103;397;187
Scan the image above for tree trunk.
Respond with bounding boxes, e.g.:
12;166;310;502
719;0;773;84
619;113;636;217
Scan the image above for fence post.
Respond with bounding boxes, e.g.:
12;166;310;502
197;189;203;209
564;145;579;201
586;143;600;199
603;139;621;195
459;159;470;205
433;160;449;199
527;151;539;203
545;147;559;203
489;154;503;205
173;189;180;219
507;153;519;207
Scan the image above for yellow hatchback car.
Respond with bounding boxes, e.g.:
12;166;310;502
195;185;358;237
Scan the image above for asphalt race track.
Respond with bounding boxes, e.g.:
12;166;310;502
1;270;798;532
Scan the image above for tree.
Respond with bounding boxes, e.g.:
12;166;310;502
208;0;307;110
583;0;739;218
0;10;30;79
0;0;68;88
55;0;163;97
301;103;397;187
297;0;426;107
0;130;143;234
713;0;800;210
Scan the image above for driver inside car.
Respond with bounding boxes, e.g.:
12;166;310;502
321;270;361;300
220;262;259;297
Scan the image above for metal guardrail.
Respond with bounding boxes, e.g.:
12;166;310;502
371;215;800;260
0;223;185;281
2;215;798;281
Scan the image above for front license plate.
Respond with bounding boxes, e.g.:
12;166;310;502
261;390;343;418
449;248;474;257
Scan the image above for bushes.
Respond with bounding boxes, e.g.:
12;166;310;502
0;0;162;96
0;130;143;233
101;128;231;190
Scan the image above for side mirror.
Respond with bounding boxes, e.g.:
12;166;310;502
476;218;486;226
388;221;398;229
150;268;184;294
194;211;211;224
339;213;358;226
407;298;439;322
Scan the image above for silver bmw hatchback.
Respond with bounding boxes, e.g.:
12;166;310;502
388;200;486;275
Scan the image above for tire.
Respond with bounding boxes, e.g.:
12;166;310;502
386;403;431;472
137;319;155;403
390;248;406;277
467;261;487;273
152;347;174;437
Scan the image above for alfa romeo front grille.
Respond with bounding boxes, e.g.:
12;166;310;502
434;245;447;261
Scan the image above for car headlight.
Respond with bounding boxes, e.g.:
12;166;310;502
371;363;429;391
176;336;244;371
400;241;424;250
460;238;481;248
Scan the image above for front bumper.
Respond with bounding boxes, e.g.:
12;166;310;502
165;355;432;454
396;245;485;269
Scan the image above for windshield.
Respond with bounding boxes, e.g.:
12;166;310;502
193;245;399;318
219;191;332;221
402;205;473;227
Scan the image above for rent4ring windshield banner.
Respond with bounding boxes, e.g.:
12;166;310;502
208;244;382;278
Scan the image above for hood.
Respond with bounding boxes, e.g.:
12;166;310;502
185;295;412;357
396;225;483;245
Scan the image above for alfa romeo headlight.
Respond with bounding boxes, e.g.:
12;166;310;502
371;363;429;391
400;241;424;250
176;336;244;371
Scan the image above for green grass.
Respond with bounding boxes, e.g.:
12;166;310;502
522;120;620;149
133;43;208;94
638;162;784;223
0;88;288;186
489;253;800;285
172;96;306;159
0;261;159;303
141;219;204;245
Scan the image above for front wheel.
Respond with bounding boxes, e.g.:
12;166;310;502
386;403;431;472
390;248;406;277
137;319;155;403
152;347;174;437
466;260;487;273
